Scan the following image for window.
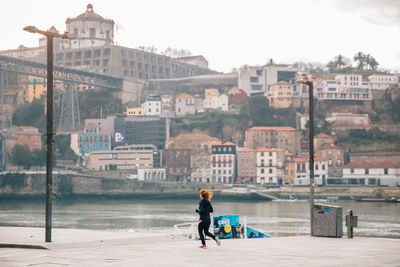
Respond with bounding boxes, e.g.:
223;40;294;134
365;168;369;175
261;169;264;174
384;168;388;175
90;28;96;38
269;169;272;174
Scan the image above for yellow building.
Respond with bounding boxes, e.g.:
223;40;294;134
284;152;295;185
126;107;145;116
27;76;47;103
205;88;219;99
266;81;293;108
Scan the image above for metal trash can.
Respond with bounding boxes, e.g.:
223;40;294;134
312;204;343;237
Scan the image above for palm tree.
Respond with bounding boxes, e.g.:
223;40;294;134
353;52;365;70
335;54;347;69
369;56;379;70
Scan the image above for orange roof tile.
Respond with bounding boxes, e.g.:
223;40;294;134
248;126;297;131
344;160;400;169
255;147;284;152
223;142;237;146
238;148;256;152
315;133;332;138
320;143;342;150
350;152;400;156
176;93;194;99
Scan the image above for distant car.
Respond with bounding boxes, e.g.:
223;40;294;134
126;174;138;180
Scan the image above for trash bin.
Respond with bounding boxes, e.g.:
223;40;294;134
312;204;343;237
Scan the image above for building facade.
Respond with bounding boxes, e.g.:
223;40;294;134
88;145;154;170
294;155;328;186
78;122;111;156
165;134;218;181
191;151;212;183
244;126;301;156
343;161;400;186
266;81;293;108
256;148;285;184
315;74;371;101
141;94;161;116
15;126;42;151
237;148;257;184
211;142;237;184
317;143;344;177
238;65;298;96
114;116;169;149
368;74;399;91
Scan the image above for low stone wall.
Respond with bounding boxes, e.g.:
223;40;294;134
0;173;399;199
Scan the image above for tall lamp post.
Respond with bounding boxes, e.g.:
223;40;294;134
297;73;320;236
23;26;69;242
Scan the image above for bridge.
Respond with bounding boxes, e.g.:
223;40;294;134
0;55;123;90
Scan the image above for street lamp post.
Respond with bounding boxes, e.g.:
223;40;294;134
297;74;319;236
23;26;69;242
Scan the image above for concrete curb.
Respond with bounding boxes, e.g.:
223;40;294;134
0;243;48;249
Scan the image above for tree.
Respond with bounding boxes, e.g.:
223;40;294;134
12;100;45;129
266;58;274;66
9;144;32;171
32;148;46;170
334;55;349;69
54;134;78;162
354;51;365;70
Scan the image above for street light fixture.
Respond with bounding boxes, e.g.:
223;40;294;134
297;73;321;236
23;26;69;242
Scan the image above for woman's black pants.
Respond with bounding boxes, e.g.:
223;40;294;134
198;220;216;245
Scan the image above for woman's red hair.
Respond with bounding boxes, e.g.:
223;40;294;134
200;189;212;201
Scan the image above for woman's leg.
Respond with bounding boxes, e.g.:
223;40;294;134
203;221;216;240
198;221;206;245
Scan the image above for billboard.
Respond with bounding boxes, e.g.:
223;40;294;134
213;215;241;239
115;131;125;143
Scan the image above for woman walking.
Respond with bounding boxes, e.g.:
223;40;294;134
196;189;221;249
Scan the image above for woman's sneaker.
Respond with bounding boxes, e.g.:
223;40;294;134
215;237;221;246
199;245;207;249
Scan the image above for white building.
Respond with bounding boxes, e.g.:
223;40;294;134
293;155;328;186
203;94;229;111
256;148;285;184
238;64;298;96
141;95;161;116
315;74;371;100
191;151;212;183
175;93;203;116
138;168;166;181
343;161;400;186
211;142;237;184
368;74;399;90
174;55;209;69
61;4;114;50
326;113;369;125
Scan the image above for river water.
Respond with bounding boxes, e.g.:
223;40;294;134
0;199;399;238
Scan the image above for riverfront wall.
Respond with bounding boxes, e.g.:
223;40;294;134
0;173;399;199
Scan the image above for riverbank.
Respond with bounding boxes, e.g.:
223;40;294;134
1;227;399;266
1;172;399;200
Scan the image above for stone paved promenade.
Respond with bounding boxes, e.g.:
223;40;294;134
0;227;399;266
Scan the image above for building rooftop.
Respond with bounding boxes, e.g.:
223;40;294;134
248;126;297;131
344;160;400;169
320;143;342;150
315;133;332;139
76;4;104;19
176;93;194;99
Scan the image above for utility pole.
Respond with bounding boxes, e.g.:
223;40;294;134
0;71;5;171
298;74;320;236
23;26;69;242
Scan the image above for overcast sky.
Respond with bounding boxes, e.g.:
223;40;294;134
2;0;399;73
